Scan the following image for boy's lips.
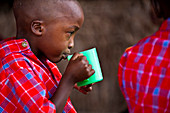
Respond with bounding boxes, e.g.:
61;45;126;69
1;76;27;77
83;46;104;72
62;53;69;60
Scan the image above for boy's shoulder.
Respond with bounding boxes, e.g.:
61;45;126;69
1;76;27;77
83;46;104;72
0;37;30;59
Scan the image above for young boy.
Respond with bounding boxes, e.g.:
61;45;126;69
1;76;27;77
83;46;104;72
0;0;95;113
118;0;170;112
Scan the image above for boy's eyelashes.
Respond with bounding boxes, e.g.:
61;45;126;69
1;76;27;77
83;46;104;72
68;31;75;35
65;31;75;40
67;31;75;37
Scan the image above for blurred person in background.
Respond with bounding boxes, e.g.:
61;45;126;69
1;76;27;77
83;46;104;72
118;0;170;112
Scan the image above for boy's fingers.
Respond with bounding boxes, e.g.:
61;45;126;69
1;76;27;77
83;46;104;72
80;85;93;94
89;69;95;76
85;84;93;91
70;53;83;60
86;84;93;87
86;64;92;71
85;86;92;92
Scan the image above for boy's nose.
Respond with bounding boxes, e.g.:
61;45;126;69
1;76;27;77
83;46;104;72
68;38;74;49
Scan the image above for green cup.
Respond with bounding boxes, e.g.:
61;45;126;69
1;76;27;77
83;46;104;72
67;48;103;86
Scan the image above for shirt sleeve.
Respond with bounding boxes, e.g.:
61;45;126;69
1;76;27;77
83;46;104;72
0;54;56;113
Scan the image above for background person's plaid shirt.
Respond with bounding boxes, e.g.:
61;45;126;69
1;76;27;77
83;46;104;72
118;18;170;113
0;37;76;113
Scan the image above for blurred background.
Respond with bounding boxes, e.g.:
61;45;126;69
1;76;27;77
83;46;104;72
0;0;162;113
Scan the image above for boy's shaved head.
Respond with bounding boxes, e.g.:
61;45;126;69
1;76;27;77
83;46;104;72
13;0;82;20
13;0;84;35
12;0;84;63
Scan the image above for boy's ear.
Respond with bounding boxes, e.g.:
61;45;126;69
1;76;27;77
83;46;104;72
31;20;44;36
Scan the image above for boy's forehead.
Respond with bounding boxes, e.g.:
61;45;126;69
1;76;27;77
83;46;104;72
52;1;83;18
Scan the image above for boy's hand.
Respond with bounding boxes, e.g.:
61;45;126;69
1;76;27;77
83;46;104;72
74;84;93;95
64;53;95;85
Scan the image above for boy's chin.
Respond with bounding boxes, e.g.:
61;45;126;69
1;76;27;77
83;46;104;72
48;56;63;63
48;54;68;63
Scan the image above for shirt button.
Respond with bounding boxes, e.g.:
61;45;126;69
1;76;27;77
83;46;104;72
22;41;28;47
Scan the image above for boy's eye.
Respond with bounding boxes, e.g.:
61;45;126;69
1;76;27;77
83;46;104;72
68;31;74;36
66;31;75;40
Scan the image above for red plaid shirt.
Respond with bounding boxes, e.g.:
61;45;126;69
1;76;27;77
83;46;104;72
0;37;76;113
118;18;170;113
